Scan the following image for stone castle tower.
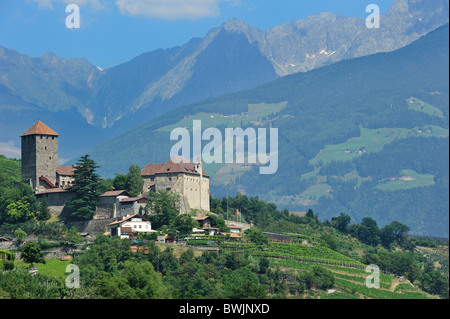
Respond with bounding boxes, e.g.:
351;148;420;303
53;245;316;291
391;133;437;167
21;121;59;190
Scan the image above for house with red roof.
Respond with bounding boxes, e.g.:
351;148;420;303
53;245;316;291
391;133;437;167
108;214;156;239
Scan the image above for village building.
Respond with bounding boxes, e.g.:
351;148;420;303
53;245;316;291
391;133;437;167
19;121;214;238
195;216;212;228
96;190;132;219
194;216;219;235
227;225;242;234
141;156;210;213
108;214;155;239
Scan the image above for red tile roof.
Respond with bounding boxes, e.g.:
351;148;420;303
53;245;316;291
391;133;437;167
195;216;212;221
120;197;149;203
141;163;165;176
21;121;59;137
141;157;209;177
39;176;56;188
100;190;131;197
108;214;151;226
57;165;75;176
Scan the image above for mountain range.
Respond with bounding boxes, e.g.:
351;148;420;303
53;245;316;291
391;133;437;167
0;0;449;237
0;0;449;159
86;23;449;237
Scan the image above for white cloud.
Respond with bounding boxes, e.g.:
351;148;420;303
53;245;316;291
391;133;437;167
115;0;224;20
0;141;20;159
31;0;241;20
31;0;54;9
31;0;107;11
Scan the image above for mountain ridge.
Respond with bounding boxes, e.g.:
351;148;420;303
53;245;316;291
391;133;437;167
84;23;449;237
0;0;448;144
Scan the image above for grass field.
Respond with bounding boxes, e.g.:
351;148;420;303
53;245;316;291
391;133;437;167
310;126;449;166
300;183;332;201
158;101;288;133
407;97;445;119
376;169;435;191
15;258;72;279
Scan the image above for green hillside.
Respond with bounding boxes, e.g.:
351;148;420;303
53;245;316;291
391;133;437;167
0;155;21;182
85;25;449;237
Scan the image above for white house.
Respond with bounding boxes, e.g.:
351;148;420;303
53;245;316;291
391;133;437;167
227;225;242;234
108;214;156;239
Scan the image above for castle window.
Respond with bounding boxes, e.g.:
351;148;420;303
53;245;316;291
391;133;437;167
40;135;43;139
52;136;54;140
45;146;47;150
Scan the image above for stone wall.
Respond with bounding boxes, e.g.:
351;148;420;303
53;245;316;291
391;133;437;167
66;219;112;238
152;173;210;213
96;196;117;218
117;202;147;218
36;191;76;216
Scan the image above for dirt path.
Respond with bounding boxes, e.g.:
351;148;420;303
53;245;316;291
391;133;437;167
389;278;400;292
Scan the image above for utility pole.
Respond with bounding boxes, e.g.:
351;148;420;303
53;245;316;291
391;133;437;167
226;184;229;225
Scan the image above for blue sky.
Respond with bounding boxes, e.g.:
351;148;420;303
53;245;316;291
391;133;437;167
0;0;394;69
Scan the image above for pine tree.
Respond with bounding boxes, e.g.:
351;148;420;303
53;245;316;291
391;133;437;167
66;154;102;220
37;195;51;221
125;164;144;197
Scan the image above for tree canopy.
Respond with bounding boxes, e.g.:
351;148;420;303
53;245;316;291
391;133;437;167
66;154;102;220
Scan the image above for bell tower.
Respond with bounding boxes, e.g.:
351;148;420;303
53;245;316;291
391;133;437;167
21;121;59;191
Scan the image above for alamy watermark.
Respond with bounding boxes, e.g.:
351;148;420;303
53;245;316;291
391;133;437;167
366;4;381;29
170;120;278;175
65;264;80;289
365;264;380;289
66;4;80;29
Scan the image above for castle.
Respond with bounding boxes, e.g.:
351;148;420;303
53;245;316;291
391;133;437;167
20;121;210;216
141;156;210;212
20;121;75;191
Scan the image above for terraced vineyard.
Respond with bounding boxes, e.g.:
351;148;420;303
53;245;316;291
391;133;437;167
269;259;432;299
221;241;364;267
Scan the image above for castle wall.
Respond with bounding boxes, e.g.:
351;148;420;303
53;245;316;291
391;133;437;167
201;177;210;211
66;219;112;238
21;135;37;188
36;191;76;215
117;202;146;218
154;173;178;192
96;196;120;218
152;173;210;213
142;177;154;197
21;134;58;190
